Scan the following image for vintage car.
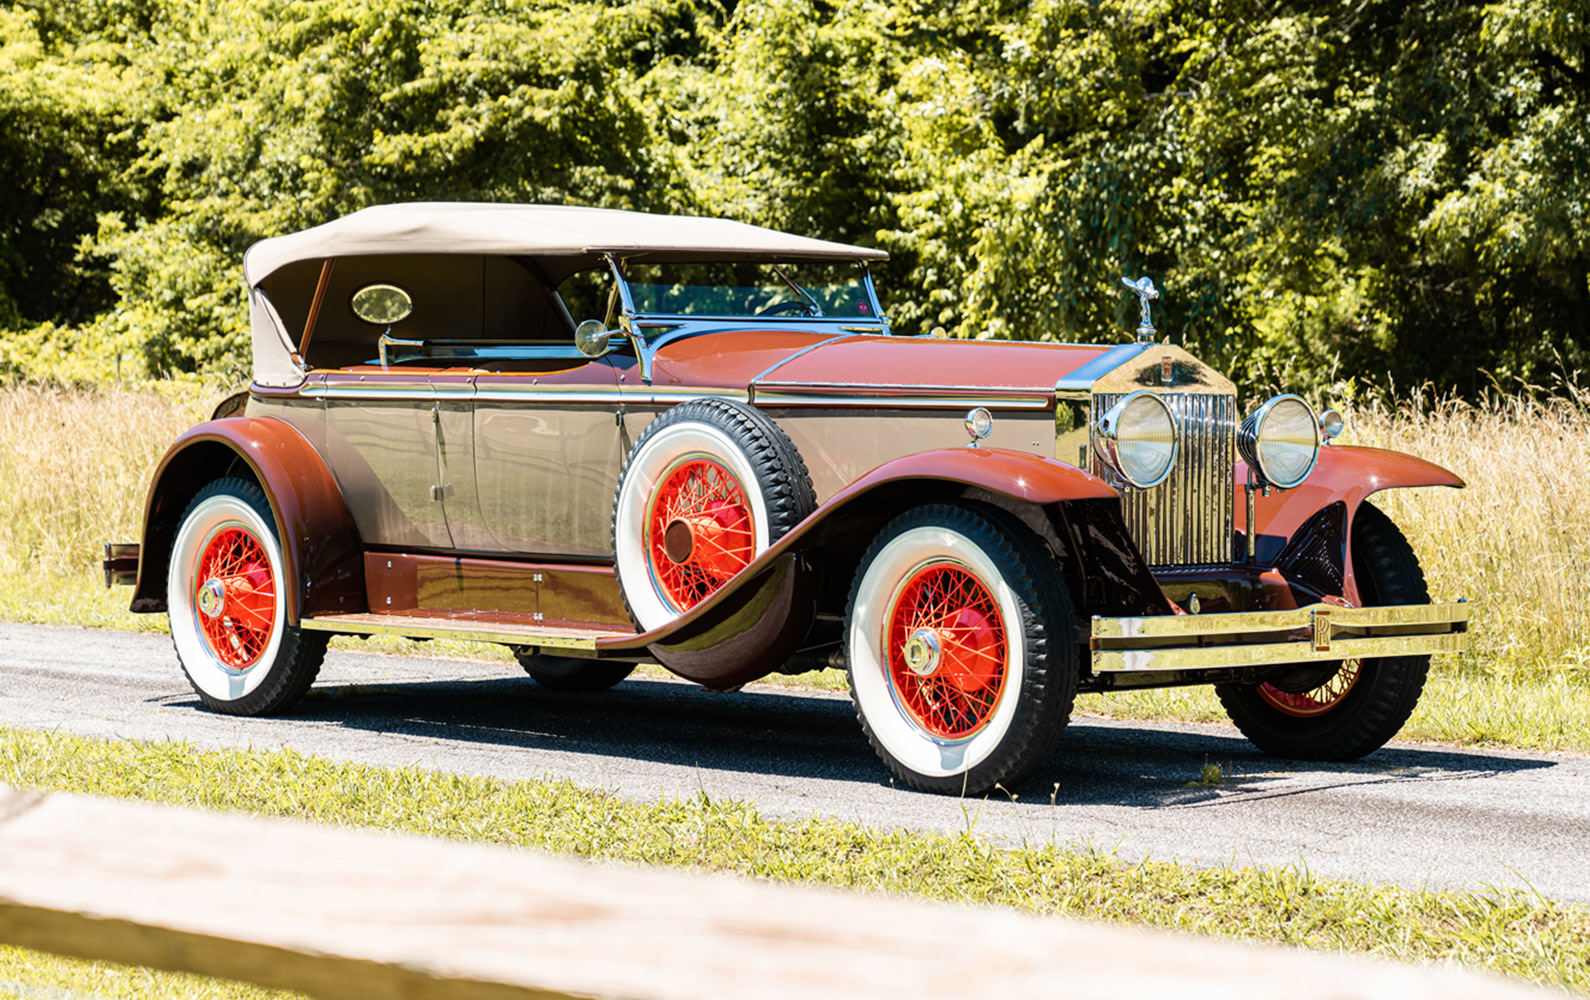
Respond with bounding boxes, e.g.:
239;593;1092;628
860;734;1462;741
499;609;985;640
104;203;1469;795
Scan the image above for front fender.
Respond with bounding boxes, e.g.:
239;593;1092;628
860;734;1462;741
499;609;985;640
1242;445;1462;605
131;417;365;623
1244;445;1463;547
598;448;1154;685
827;446;1120;506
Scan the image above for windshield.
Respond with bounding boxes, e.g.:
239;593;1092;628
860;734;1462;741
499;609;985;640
620;261;879;320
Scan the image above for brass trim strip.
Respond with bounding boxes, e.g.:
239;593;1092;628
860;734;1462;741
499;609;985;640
1091;602;1470;640
1093;631;1469;673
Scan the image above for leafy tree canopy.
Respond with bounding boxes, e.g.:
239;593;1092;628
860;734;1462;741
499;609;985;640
2;0;1585;394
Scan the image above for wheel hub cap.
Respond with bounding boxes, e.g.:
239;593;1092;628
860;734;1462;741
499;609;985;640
197;579;226;618
663;519;695;564
902;629;942;676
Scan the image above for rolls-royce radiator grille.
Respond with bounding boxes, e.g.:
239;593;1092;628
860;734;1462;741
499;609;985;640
1089;392;1236;569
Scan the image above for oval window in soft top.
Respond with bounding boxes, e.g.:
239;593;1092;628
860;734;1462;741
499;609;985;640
350;283;413;325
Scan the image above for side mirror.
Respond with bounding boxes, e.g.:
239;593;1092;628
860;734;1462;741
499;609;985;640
575;318;618;358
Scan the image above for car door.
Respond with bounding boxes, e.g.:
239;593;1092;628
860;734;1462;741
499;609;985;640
320;368;458;550
471;356;626;558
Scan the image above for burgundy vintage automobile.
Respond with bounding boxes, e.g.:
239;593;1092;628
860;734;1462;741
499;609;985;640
105;203;1469;795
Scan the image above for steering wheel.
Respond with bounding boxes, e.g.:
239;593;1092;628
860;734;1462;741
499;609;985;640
754;300;816;317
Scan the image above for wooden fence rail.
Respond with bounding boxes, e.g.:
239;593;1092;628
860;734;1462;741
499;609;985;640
0;786;1553;999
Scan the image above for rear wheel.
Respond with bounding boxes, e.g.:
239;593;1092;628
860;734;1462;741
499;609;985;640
845;504;1077;796
167;477;326;716
1217;502;1430;760
512;650;635;691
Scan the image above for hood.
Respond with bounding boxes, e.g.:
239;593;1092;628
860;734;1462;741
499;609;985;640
646;330;1159;396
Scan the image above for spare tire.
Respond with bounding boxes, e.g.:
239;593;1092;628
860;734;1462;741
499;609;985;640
612;397;815;631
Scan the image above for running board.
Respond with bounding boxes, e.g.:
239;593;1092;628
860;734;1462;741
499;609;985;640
298;613;634;651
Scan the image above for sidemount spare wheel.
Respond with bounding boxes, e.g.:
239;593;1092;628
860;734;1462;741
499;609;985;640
512;650;636;692
612;397;816;631
1216;502;1431;760
167;476;327;716
845;503;1079;796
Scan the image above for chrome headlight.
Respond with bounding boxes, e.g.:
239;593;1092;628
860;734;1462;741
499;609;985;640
1239;394;1320;489
1093;390;1178;488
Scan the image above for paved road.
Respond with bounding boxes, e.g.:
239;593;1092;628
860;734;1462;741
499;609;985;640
3;621;1587;902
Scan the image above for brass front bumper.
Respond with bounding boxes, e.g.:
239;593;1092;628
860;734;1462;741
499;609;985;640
1090;602;1469;673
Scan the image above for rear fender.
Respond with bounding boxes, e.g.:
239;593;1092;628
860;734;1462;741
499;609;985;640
1244;445;1463;605
131;417;365;623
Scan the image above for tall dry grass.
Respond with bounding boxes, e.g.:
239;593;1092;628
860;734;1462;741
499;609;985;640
1342;389;1590;678
0;385;223;629
0;385;219;574
1;384;1586;682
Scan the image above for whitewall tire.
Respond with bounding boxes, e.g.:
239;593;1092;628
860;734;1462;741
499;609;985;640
613;398;814;631
167;477;326;715
845;503;1077;795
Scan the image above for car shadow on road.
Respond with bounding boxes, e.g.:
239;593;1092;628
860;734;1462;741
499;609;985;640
1052;718;1556;808
157;671;1562;806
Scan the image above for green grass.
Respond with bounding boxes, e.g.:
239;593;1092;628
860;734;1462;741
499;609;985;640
0;947;303;1000
3;726;1588;995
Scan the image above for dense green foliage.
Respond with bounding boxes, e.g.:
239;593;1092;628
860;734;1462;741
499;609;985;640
2;0;1585;391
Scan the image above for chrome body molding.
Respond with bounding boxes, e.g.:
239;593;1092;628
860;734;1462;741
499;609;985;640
753;389;1052;410
1091;601;1470;673
755;379;1057;394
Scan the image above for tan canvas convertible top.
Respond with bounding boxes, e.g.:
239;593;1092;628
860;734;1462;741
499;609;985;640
243;202;887;287
245;203;887;386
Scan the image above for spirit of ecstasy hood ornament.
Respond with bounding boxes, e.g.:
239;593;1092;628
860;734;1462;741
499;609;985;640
1121;275;1158;343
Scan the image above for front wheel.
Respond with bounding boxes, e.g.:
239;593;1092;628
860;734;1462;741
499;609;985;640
1216;502;1431;760
845;504;1077;796
167;477;326;716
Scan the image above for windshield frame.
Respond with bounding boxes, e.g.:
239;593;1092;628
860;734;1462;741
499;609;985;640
607;255;890;332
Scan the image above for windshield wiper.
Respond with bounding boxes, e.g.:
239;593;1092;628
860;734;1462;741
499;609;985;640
771;266;824;317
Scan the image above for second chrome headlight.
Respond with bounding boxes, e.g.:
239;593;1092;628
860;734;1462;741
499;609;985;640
1093;391;1178;488
1239;394;1320;489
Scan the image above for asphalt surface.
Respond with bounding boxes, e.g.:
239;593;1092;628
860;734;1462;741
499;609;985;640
3;620;1587;902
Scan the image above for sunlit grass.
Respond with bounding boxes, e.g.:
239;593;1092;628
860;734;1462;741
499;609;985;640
0;946;304;1000
3;726;1588;995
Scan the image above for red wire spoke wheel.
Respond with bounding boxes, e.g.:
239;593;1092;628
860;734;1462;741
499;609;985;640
167;477;326;717
845;504;1078;796
885;562;1007;739
193;525;278;669
645;457;755;612
1257;660;1362;718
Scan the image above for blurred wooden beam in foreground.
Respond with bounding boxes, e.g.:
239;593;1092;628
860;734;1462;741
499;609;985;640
0;786;1553;1000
